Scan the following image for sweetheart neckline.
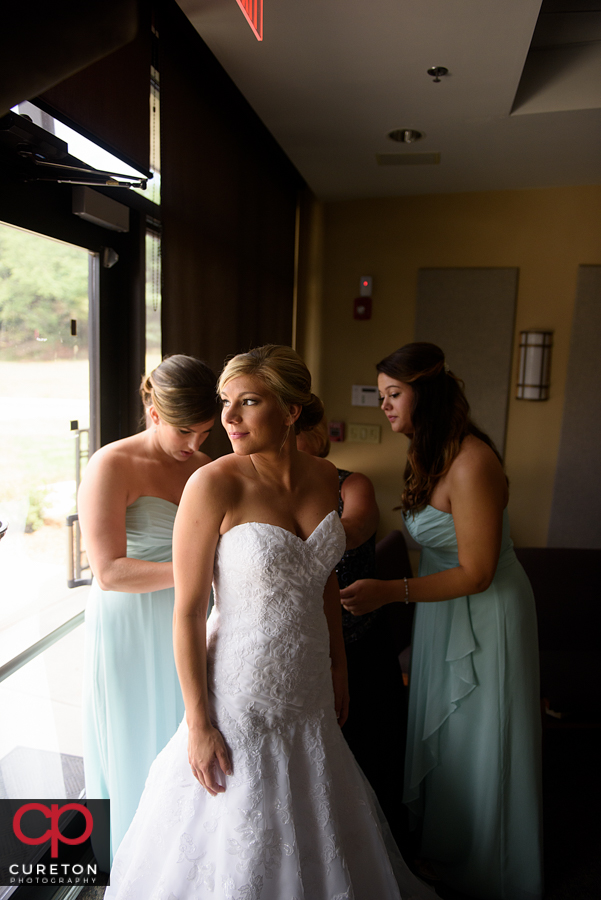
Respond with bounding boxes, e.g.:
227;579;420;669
220;509;338;545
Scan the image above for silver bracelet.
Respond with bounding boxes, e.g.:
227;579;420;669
403;576;409;604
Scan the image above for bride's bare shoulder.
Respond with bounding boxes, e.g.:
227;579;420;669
183;454;243;503
300;454;339;499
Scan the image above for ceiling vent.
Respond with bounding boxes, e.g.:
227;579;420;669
376;152;440;166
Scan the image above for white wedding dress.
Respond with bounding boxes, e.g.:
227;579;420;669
106;512;438;900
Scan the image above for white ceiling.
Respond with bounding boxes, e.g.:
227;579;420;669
177;0;601;201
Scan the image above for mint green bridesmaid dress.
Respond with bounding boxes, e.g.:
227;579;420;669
83;497;185;862
404;505;543;900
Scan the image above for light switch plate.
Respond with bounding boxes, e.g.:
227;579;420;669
348;424;381;444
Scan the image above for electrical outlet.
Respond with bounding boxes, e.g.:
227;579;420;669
348;424;381;444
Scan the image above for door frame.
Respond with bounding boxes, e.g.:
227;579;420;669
0;177;149;445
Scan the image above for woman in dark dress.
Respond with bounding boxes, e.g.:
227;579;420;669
298;420;407;844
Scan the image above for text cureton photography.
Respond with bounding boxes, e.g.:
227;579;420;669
7;861;98;886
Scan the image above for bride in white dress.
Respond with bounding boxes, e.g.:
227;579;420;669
106;345;438;900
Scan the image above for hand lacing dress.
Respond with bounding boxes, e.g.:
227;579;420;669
106;511;439;900
335;469;407;845
404;505;543;900
83;497;185;863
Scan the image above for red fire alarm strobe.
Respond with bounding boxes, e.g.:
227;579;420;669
328;421;345;442
359;276;372;296
353;297;372;320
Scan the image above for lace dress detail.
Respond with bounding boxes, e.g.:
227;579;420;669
106;512;439;900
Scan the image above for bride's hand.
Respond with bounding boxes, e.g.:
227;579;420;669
331;664;349;728
340;579;384;616
187;722;232;795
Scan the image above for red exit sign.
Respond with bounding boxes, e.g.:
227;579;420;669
236;0;263;41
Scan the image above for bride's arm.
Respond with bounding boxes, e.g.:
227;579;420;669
323;571;349;727
172;465;232;795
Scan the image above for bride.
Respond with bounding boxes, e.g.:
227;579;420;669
106;345;438;900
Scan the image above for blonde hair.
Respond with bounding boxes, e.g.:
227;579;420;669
218;345;323;434
140;355;218;427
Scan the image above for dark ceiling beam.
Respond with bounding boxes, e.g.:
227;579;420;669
0;0;139;118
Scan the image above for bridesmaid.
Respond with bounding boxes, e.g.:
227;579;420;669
78;354;218;863
340;342;543;900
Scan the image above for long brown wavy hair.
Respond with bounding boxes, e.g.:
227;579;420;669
376;342;503;512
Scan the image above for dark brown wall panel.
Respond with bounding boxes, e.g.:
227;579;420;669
1;1;141;130
158;0;303;413
38;1;151;175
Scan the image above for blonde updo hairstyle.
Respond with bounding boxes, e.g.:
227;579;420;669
218;345;324;434
140;354;218;428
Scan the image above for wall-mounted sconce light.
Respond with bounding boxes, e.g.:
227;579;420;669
516;331;553;400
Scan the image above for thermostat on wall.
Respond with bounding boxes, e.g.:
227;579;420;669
351;385;380;407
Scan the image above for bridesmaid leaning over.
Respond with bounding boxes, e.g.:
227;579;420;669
78;354;218;864
340;342;543;900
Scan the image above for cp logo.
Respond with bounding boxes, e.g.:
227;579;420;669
13;803;94;858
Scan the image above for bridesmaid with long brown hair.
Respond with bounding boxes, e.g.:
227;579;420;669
340;342;543;900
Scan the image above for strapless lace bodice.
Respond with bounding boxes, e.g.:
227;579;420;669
207;511;346;724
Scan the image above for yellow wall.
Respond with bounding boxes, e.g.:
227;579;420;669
295;190;325;395
299;185;601;547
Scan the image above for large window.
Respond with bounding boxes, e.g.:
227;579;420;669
0;225;96;900
0;101;158;885
145;226;162;374
0;223;94;666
